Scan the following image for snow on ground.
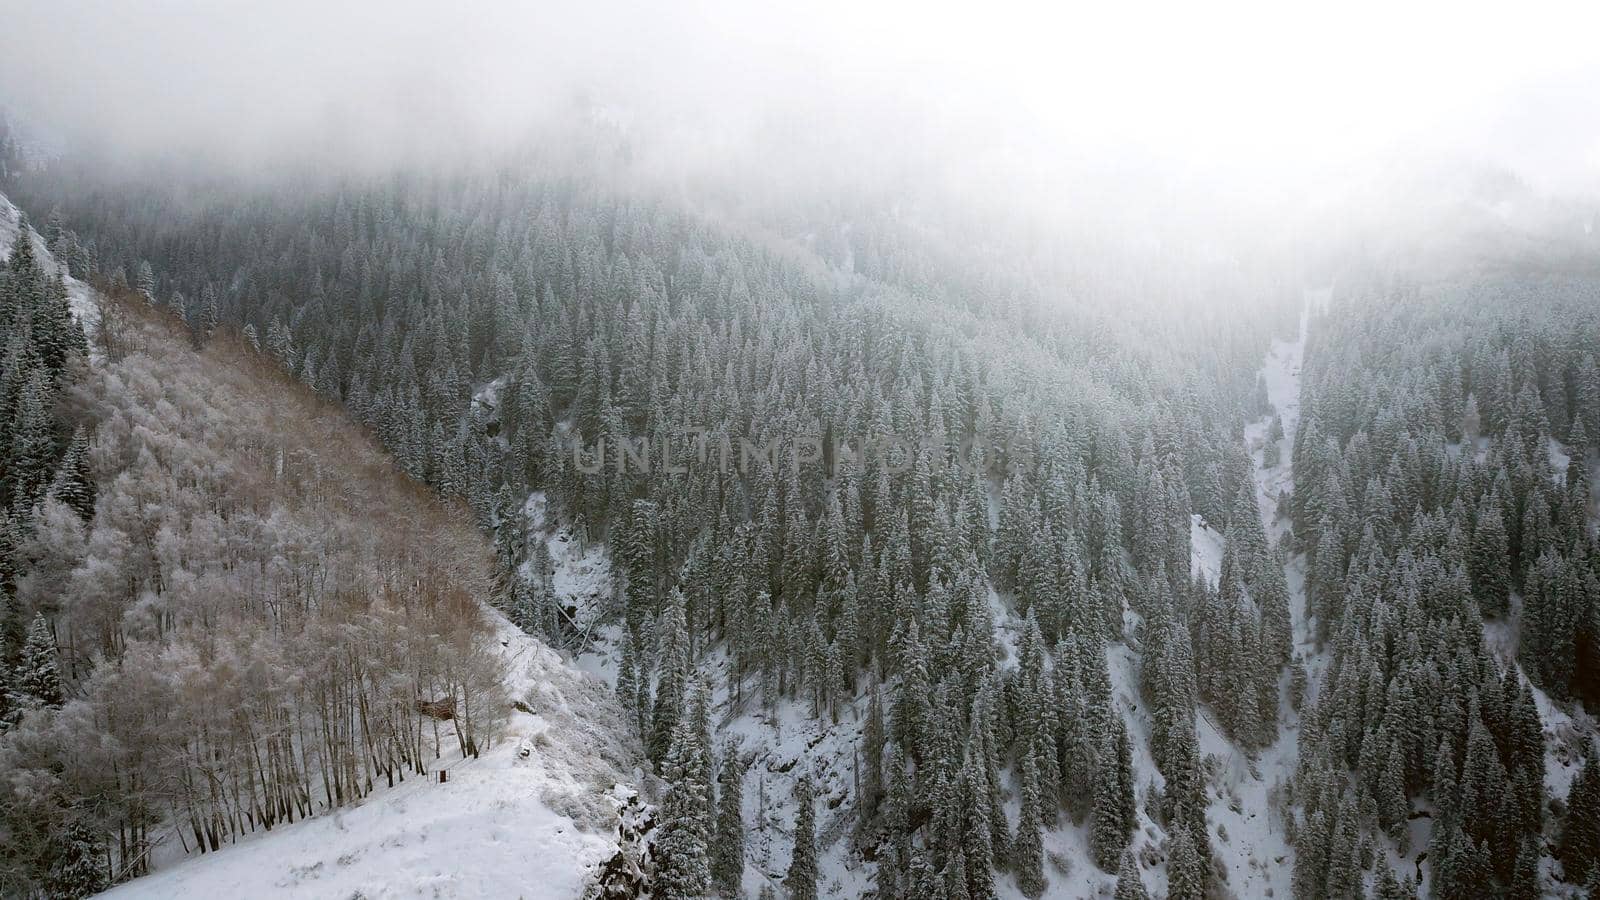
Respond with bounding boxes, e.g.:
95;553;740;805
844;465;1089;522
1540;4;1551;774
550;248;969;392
1527;678;1598;804
49;213;638;899
0;191;101;336
710;662;876;900
523;492;613;620
98;609;641;900
1190;514;1225;587
544;491;1138;897
1175;287;1321;900
1251;288;1597;895
1105;641;1170;897
521;491;620;689
1194;712;1296;900
521;490;617;687
1490;604;1599;898
1484;598;1597;805
1242;291;1315;544
517;490;883;897
510;283;1599;900
1484;596;1524;665
474;374;510;415
1191;560;1322;900
6;198;645;897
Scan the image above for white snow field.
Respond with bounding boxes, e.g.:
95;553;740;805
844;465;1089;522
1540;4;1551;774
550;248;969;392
97;613;641;899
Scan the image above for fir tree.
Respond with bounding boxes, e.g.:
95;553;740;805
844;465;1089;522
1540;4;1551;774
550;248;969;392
47;427;95;521
615;626;643;733
1562;746;1600;887
0;586;23;662
1166;822;1205;900
959;754;998;899
656;715;713;900
711;745;746;896
134;260;155;301
7;371;59;513
1508;835;1541;900
858;688;886;828
13;613;63;711
42;816;106;899
1471;501;1511;615
1113;852;1148;900
786;776;817;900
650;590;691;764
1090;718;1134;871
1013;748;1046;897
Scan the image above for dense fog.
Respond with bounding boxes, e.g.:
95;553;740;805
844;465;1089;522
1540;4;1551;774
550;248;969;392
5;1;1599;204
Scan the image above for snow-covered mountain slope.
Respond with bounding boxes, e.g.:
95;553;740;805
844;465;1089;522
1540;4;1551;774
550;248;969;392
97;614;640;900
1230;286;1600;898
0;191;99;333
0;226;645;899
525;288;1332;900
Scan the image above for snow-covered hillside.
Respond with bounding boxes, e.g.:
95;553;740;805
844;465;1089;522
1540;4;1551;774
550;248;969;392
524;288;1333;900
96;616;640;900
0;202;645;900
0;191;99;332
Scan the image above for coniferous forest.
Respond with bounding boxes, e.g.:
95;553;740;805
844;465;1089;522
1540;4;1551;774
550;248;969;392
2;7;1600;900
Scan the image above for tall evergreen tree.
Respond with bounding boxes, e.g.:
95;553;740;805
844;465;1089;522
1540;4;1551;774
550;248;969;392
712;745;746;897
1508;835;1541;900
1013;749;1046;897
1471;501;1511;615
12;613;62;712
1165;822;1205;900
656;715;714;900
42;817;106;900
1562;746;1600;888
1113;852;1148;900
785;776;817;900
650;590;691;764
47;427;95;522
1091;718;1135;871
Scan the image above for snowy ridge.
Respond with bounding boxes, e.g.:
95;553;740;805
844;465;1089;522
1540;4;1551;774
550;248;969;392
0;191;101;335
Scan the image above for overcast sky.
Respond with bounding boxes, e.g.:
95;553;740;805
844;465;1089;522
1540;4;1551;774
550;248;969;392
3;0;1598;198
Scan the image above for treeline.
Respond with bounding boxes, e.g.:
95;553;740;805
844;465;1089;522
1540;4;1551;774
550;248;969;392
0;272;507;897
1287;272;1600;898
